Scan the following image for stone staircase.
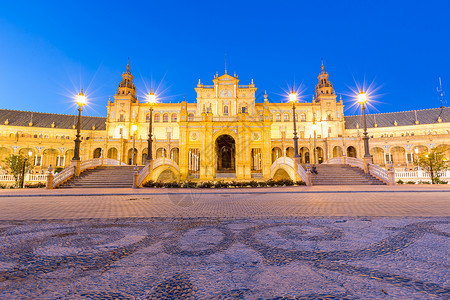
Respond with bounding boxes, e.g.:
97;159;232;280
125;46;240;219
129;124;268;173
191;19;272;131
310;164;385;185
60;166;143;188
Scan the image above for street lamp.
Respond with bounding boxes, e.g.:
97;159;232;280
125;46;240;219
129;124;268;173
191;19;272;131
146;88;157;163
357;90;372;160
414;147;420;171
131;124;137;165
311;122;318;164
20;150;33;188
289;88;300;159
72;89;86;161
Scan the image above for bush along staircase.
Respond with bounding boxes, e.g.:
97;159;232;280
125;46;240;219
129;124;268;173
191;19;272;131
59;166;143;188
310;164;385;185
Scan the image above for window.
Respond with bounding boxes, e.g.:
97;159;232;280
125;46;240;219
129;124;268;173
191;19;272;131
171;113;177;122
284;114;289;122
56;155;65;167
259;114;264;121
300;114;306;122
163;114;169;122
242;106;247;113
131;111;136;119
146;113;150;121
224;105;229;115
188;113;194;121
276;114;281;122
119;114;124;122
154;114;160;122
34;155;42;166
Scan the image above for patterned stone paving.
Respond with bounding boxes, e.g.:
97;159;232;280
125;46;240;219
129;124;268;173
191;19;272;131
0;217;448;299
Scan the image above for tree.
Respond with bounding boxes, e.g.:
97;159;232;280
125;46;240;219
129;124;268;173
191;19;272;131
2;154;33;187
418;146;449;184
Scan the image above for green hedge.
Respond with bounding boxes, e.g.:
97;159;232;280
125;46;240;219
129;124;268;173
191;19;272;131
142;179;306;188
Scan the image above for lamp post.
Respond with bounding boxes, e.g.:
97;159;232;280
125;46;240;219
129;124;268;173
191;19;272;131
131;124;137;165
414;147;420;172
20;150;33;188
357;90;371;159
146;88;156;163
289;88;300;159
311;122;318;164
72;89;86;162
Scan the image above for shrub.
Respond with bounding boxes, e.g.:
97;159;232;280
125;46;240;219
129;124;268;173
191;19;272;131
214;181;229;188
24;182;46;188
198;181;214;188
396;180;404;184
182;181;197;188
248;180;259;188
258;181;268;187
54;167;64;174
0;184;9;189
435;179;448;184
154;181;164;188
165;181;181;188
281;179;294;186
417;180;431;184
266;179;277;187
406;181;416;184
143;180;155;188
295;180;306;186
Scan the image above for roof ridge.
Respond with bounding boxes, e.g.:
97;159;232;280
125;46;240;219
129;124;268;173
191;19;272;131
345;106;449;117
0;108;106;119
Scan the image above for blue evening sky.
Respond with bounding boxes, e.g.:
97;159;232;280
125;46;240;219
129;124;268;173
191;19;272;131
0;1;449;117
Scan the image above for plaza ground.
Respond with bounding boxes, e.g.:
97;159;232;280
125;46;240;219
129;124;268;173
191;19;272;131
0;186;449;299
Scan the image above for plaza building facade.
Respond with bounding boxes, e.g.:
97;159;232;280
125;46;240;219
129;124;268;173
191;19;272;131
1;63;449;181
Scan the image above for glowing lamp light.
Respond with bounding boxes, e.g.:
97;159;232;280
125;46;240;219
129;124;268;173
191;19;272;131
28;150;32;157
289;89;297;103
131;124;138;132
76;89;86;106
147;88;156;105
311;124;317;131
357;90;367;104
414;148;419;154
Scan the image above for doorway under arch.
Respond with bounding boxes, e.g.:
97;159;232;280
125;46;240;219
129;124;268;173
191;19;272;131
216;135;235;172
347;146;357;158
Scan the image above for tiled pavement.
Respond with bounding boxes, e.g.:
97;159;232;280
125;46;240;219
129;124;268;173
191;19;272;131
0;186;449;299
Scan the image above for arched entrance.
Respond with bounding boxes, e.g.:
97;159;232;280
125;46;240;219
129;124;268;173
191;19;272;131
347;146;357;158
333;146;343;158
272;147;282;163
107;148;118;160
216;135;235;172
93;148;102;158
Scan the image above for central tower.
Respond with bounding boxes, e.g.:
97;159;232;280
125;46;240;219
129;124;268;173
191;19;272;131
195;72;257;117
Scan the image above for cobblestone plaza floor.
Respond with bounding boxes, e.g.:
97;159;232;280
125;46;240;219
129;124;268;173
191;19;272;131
0;186;449;299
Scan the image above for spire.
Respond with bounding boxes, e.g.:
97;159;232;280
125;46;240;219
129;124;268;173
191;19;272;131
321;58;324;71
224;54;227;74
127;57;130;72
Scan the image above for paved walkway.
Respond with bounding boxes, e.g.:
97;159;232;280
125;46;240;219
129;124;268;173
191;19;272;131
0;186;449;220
0;186;448;299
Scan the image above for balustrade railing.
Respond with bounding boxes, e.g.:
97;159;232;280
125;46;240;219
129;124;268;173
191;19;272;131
137;157;180;187
345;157;365;169
326;157;344;164
0;174;47;182
296;163;307;182
369;164;390;183
53;166;75;187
